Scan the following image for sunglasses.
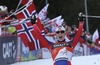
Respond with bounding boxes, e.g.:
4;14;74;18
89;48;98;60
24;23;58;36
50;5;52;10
56;30;65;34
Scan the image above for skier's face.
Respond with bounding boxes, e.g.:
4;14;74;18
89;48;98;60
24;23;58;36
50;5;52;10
56;29;66;41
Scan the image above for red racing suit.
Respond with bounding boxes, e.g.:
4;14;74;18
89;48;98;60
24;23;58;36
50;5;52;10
50;42;73;65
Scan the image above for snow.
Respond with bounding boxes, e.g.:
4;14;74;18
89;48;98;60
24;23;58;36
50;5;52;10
11;55;100;65
71;55;100;65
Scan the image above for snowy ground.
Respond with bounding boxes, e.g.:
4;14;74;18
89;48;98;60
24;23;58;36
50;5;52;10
11;55;100;65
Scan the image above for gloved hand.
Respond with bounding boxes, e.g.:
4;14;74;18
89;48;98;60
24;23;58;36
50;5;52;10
78;12;85;22
30;15;36;24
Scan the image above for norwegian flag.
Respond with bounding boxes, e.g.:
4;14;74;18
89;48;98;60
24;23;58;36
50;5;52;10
35;17;44;31
4;2;36;22
15;2;36;19
15;21;43;51
38;4;49;21
16;0;33;10
18;0;32;5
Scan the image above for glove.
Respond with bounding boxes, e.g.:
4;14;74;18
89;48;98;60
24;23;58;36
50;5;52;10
30;15;36;24
78;12;85;22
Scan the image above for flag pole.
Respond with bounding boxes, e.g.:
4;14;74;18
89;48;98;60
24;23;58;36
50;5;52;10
0;17;34;22
83;14;100;19
4;2;32;20
45;0;48;5
15;0;33;12
84;0;89;32
15;0;22;11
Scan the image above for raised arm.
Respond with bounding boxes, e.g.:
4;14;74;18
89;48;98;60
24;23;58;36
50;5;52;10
71;22;84;49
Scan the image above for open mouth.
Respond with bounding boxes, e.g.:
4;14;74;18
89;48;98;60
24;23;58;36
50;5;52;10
59;36;63;39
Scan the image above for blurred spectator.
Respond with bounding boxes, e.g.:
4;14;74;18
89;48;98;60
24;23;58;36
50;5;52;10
0;5;8;18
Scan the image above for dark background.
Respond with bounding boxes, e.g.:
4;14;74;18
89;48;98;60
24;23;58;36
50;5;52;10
0;0;100;35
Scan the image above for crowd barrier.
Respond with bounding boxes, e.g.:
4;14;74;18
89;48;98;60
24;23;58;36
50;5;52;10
0;36;17;65
0;35;41;65
90;46;100;55
16;37;42;62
